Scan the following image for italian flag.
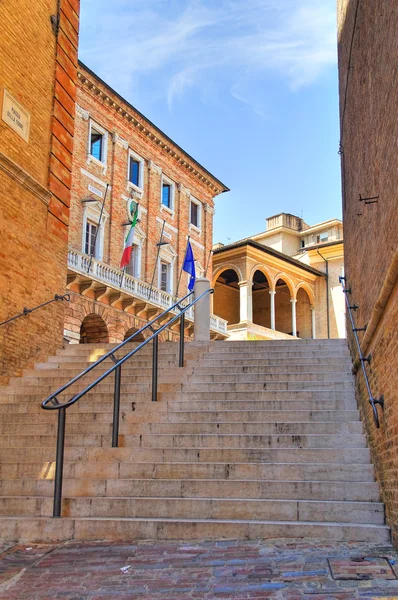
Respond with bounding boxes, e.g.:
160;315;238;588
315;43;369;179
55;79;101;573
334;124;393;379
120;207;138;269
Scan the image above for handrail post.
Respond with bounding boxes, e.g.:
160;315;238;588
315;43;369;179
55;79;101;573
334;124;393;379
152;336;159;402
112;365;121;447
53;407;66;517
179;313;185;367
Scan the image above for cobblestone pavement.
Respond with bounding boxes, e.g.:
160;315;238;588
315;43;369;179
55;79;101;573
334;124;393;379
1;539;398;599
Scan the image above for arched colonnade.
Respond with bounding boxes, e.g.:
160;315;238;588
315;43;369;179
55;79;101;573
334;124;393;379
213;265;316;338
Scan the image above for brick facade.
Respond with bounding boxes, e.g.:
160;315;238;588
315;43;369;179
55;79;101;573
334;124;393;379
65;63;228;343
0;0;79;383
337;0;398;543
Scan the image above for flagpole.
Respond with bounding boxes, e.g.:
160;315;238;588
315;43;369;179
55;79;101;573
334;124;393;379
87;183;109;274
204;248;213;278
148;219;166;302
119;200;139;287
176;235;190;300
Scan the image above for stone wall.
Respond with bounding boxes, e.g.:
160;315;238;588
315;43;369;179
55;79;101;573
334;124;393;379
0;0;79;383
337;0;398;543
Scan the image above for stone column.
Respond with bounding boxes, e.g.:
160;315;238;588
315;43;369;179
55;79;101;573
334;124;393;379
269;290;276;330
239;281;252;323
311;306;316;339
194;277;211;342
290;298;297;337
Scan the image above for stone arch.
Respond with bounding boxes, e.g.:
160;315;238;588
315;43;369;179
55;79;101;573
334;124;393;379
212;264;243;287
296;287;312;338
274;276;294;335
274;273;295;298
124;326;146;342
213;267;240;325
295;282;315;306
80;313;109;344
252;269;272;328
248;264;275;291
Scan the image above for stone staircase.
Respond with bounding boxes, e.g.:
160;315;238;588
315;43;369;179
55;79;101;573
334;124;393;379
0;339;389;543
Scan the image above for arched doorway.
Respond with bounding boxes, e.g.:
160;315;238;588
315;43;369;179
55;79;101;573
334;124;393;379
275;278;293;334
80;314;109;344
124;327;145;342
252;270;271;328
213;268;240;325
296;287;312;338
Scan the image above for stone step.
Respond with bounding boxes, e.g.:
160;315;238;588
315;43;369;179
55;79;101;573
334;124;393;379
0;446;372;465
0;478;380;501
0;461;375;482
200;357;350;367
24;369;354;383
0;516;390;544
165;399;357;411
0;409;361;424
202;352;350;360
192;365;353;374
165;409;360;423
163;382;354;392
0;496;384;525
0;399;357;416
0;432;367;449
0;421;363;436
185;376;354;385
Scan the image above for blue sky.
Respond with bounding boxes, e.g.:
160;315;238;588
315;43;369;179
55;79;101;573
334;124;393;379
79;0;342;244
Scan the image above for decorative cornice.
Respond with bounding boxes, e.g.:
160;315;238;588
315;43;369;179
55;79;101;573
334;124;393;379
78;69;227;195
76;103;89;121
0;151;51;206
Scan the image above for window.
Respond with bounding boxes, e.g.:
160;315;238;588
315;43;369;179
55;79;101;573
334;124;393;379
160;175;174;211
190;198;201;229
82;200;108;262
160;261;170;291
162;184;171;208
90;130;103;161
317;232;329;243
300;239;305;248
127;150;144;190
85;221;99;257
129;159;140;186
125;245;138;277
88;120;108;165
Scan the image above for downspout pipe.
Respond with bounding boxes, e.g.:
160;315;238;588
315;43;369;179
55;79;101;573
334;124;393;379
316;249;330;339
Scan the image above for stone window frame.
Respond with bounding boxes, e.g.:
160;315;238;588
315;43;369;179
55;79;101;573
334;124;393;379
123;221;145;280
189;195;202;234
87;119;108;173
81;200;108;261
157;243;177;294
160;173;175;217
127;148;145;195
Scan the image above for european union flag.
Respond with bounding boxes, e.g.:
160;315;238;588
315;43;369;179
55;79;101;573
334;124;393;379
183;241;196;292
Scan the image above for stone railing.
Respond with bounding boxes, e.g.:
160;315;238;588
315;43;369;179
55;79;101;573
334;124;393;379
67;249;228;335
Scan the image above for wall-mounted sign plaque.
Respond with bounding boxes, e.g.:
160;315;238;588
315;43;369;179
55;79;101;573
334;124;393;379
1;89;31;142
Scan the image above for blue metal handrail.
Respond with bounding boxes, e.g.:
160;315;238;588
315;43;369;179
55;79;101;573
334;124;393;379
340;276;384;428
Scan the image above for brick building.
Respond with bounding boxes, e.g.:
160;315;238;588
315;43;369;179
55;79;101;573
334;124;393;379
65;62;229;344
0;0;80;383
337;1;398;542
212;213;345;340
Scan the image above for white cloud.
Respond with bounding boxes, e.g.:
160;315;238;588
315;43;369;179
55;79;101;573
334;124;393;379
79;0;337;113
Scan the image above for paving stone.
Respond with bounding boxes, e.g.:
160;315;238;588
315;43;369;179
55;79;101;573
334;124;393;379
0;539;397;599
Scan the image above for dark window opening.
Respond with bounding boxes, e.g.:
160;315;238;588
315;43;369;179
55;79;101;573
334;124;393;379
162;183;172;208
129;158;140;186
90;130;103;161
